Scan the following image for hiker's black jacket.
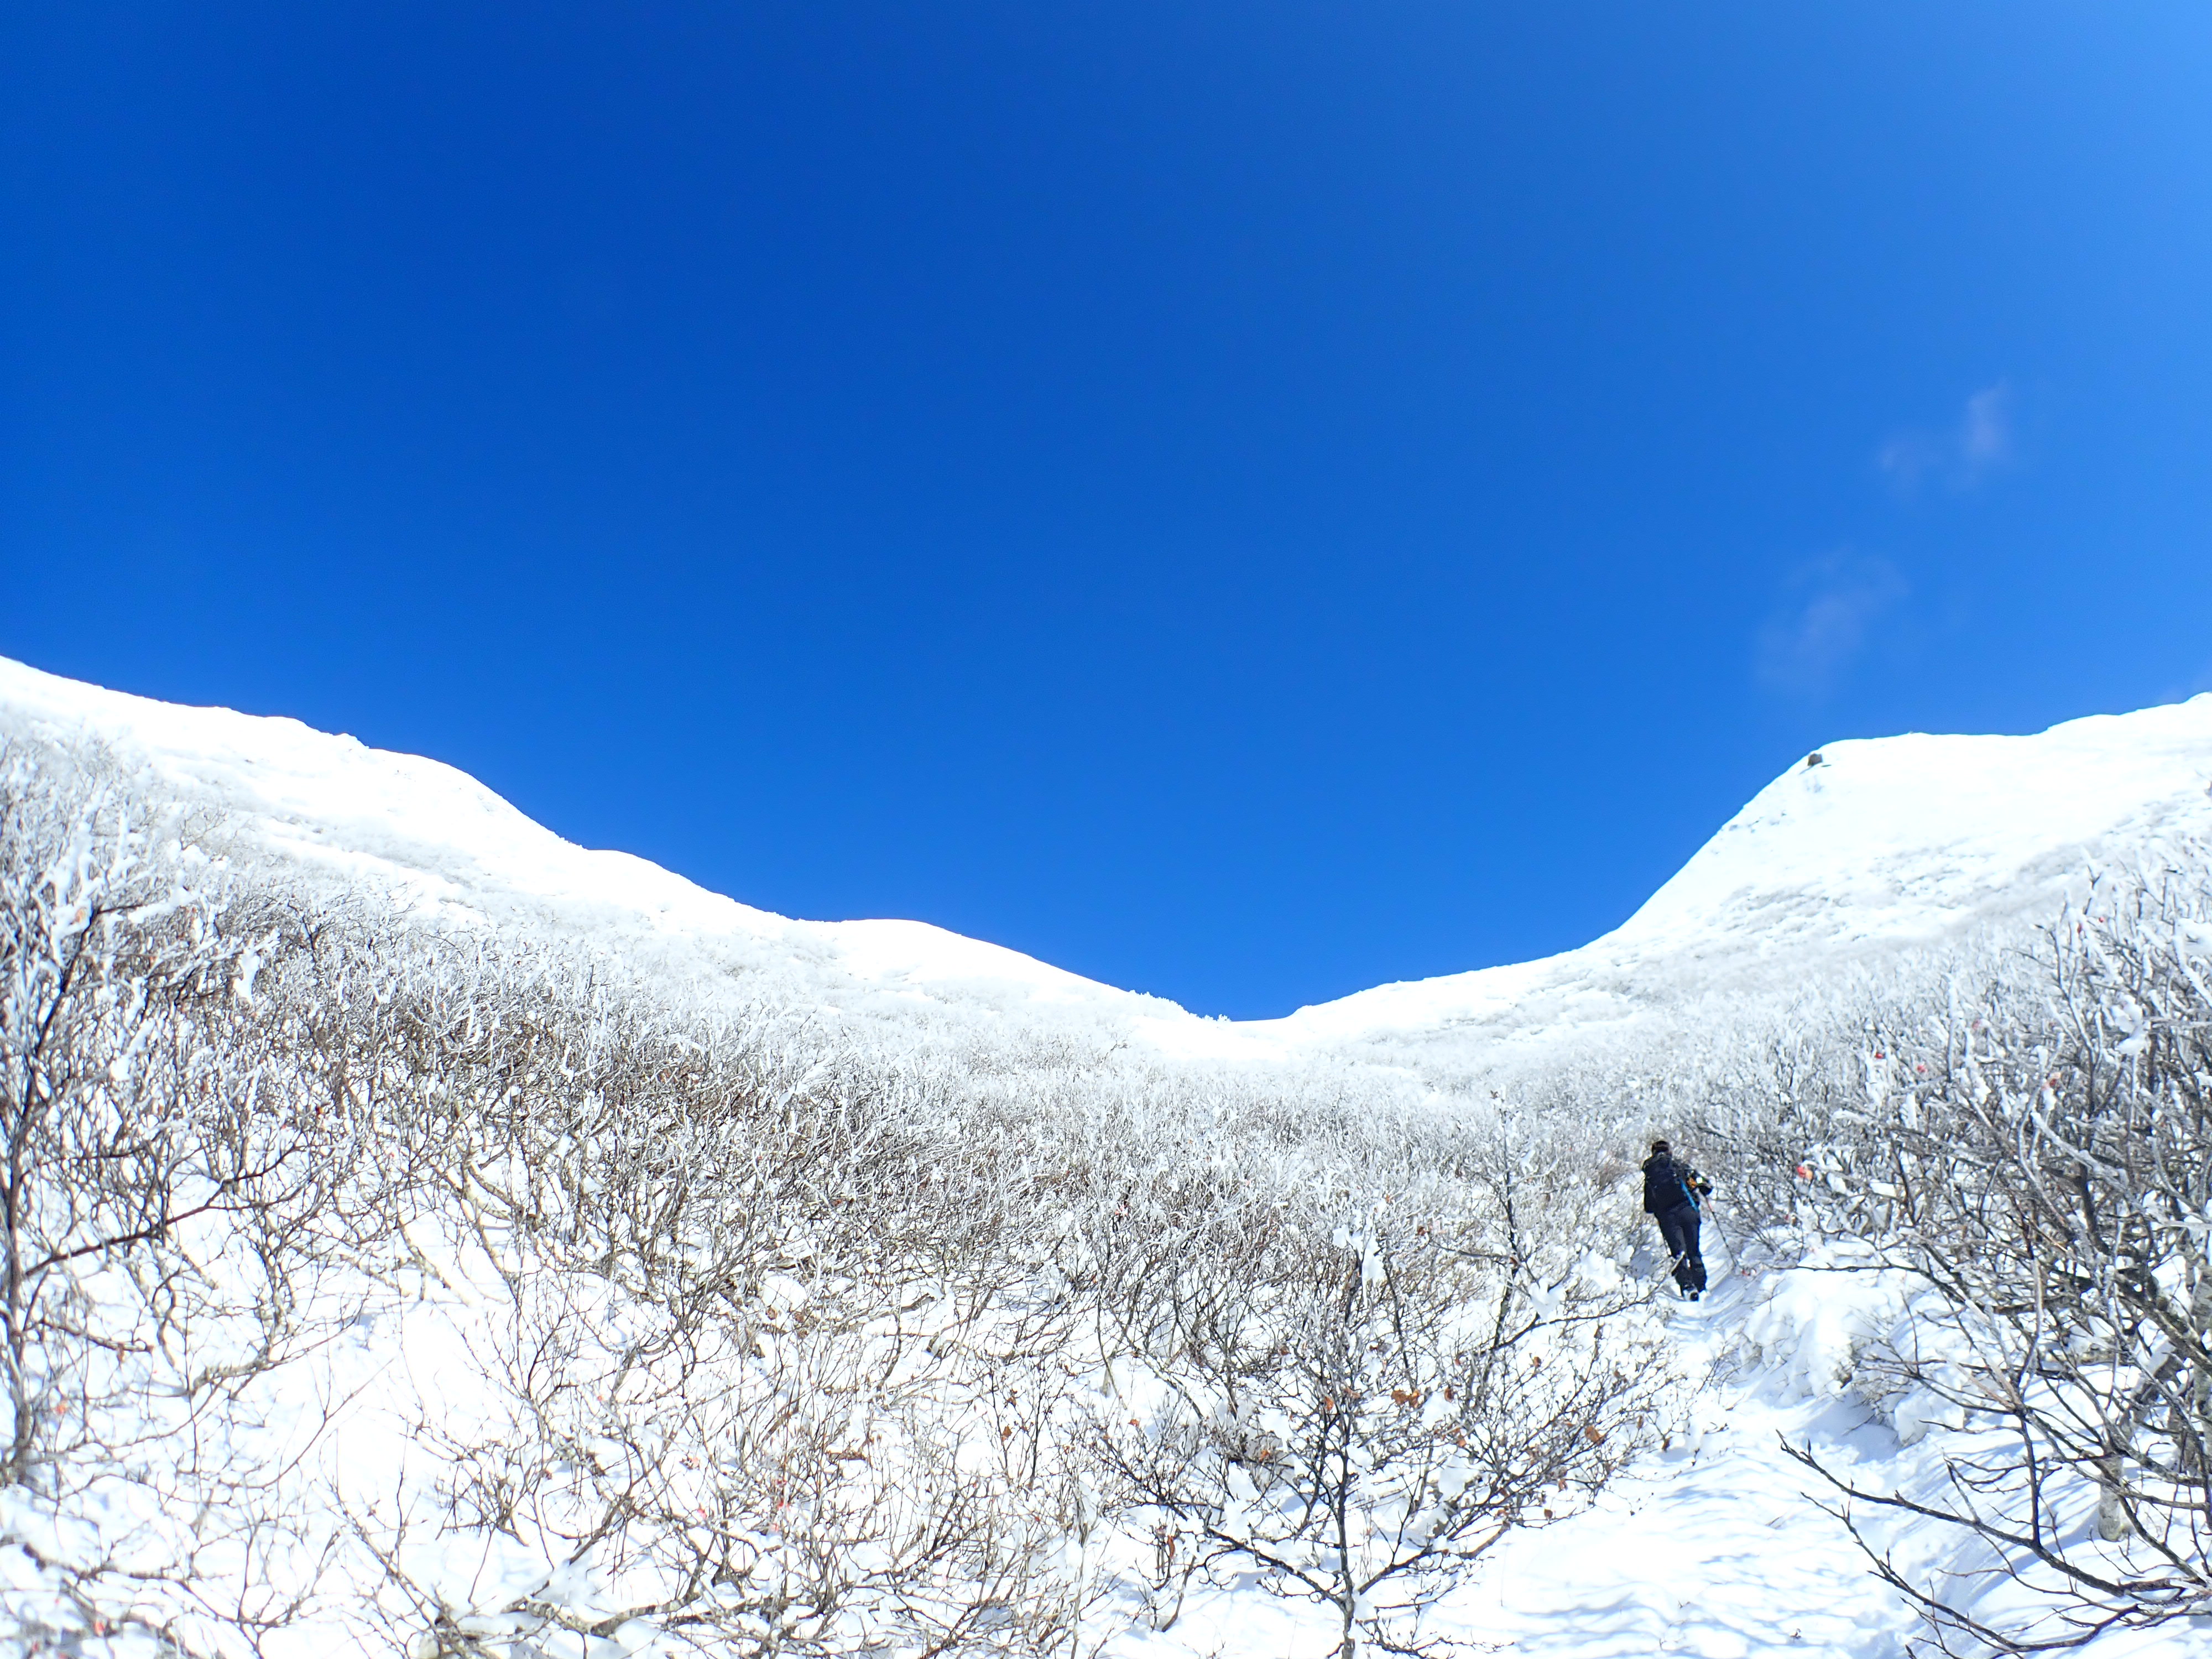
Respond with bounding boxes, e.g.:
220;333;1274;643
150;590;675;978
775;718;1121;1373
1641;1154;1709;1217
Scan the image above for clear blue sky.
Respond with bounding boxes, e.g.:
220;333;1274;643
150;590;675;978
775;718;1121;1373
6;4;2210;1016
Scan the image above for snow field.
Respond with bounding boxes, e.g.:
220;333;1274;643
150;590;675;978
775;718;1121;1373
12;661;2212;1656
3;752;1690;1656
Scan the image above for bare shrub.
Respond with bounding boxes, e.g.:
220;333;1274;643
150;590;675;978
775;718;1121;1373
1088;1117;1673;1657
0;747;400;1651
1760;860;2212;1651
0;732;1691;1658
313;934;1097;1656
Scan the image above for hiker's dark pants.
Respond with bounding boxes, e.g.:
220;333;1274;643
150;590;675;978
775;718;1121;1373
1657;1203;1706;1295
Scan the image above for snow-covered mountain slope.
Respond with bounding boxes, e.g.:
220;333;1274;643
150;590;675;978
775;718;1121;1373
7;653;2211;1071
12;653;2212;1659
1262;700;2212;1067
0;655;1251;1060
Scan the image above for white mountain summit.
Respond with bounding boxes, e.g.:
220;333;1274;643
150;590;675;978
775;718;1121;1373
1268;697;2212;1065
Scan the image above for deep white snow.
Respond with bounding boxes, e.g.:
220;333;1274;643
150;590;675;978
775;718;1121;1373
11;653;2212;1658
9;654;2212;1073
1265;702;2212;1071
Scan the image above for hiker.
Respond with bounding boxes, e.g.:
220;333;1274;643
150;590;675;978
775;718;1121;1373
1641;1139;1713;1300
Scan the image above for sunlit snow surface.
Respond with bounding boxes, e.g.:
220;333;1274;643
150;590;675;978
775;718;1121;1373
0;655;1234;1053
11;655;2212;1657
7;654;2211;1076
1140;1243;2208;1659
1267;700;2212;1066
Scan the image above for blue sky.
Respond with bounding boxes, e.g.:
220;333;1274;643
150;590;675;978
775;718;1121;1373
5;3;2211;1016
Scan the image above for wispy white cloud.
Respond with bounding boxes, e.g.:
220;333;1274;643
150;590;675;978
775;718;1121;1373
1879;381;2014;492
1755;552;1907;698
1959;384;2011;469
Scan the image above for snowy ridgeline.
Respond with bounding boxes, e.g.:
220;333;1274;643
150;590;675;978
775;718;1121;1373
5;667;2212;1657
7;652;2212;1080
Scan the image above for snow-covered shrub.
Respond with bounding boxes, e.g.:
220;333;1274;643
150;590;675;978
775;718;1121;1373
1087;1113;1675;1658
324;946;1096;1656
0;732;1690;1658
0;747;411;1652
1748;857;2212;1652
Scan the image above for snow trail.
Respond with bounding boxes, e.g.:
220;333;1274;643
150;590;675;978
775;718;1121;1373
1452;1244;1919;1659
1106;1234;1921;1657
1110;1223;2212;1659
